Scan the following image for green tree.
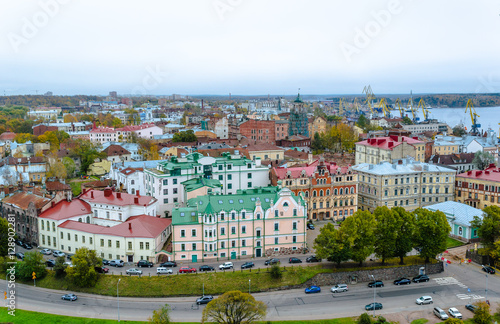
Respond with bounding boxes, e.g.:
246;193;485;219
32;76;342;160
392;207;416;265
201;290;267;324
356;114;368;130
0;218;10;257
313;223;351;265
311;132;324;153
65;247;102;287
269;264;282;280
172;130;197;143
70;139;105;174
452;124;466;136
54;256;67;278
445;318;464;324
342;210;376;266
473;151;495;170
16;251;47;281
14;133;35;144
149;304;171;324
473;301;492;324
357;313;372;324
47;159;68;179
414;208;451;262
401;116;413;125
62;157;77;178
373;207;398;264
472;206;500;252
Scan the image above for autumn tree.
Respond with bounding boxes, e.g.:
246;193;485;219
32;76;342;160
62;157;77;178
413;208;451;262
63;114;78;123
65;247;102;287
70;139;105;174
201;291;266;324
473;301;492;324
14;133;35;144
149;304;171;324
341;210;376;266
47;159;68;179
313;223;351;265
452;124;466;136
172;130;197;143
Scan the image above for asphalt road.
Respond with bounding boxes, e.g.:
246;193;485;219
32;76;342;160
3;260;499;322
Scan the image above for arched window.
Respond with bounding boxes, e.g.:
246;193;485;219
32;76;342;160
326;189;330;196
78;218;82;222
350;187;354;194
319;190;323;197
334;189;338;195
313;191;317;197
86;216;90;223
340;188;343;195
305;191;309;198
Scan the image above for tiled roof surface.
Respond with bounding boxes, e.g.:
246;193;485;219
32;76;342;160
39;199;92;220
79;189;155;207
356;135;423;150
246;143;284;152
45;181;71;191
2;192;51;210
103;145;131;156
456;166;500;182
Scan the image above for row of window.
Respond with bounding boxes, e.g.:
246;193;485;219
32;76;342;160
312;200;354;209
382;187;450;196
302;187;355;198
178;236;298;251
362;175;451;185
180;222;297;238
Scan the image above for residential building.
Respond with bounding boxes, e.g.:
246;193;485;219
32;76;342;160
170;187;306;262
276;135;311;149
402;122;451;134
455;165;500;209
109;160;163;195
144;152;270;217
424;201;482;242
427;153;475;172
271;160;357;221
308;117;327;137
246;144;285;162
353;159;456;212
240;120;276;144
275;120;289;141
214;117;229;139
27;109;59;121
1;156;48;183
355;135;425;165
102;145;132;163
90;126;118;143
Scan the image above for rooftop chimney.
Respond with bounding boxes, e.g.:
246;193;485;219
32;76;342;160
117;192;121;199
129;223;132;230
104;187;112;197
136;190;140;196
134;197;139;204
91;191;94;198
51;201;55;207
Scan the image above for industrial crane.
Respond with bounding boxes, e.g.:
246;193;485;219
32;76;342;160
395;98;404;118
353;97;361;114
465;99;481;136
338;98;345;116
378;98;391;118
362;85;376;115
418;98;430;121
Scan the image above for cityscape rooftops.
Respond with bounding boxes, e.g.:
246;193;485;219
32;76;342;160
79;189;156;207
457;164;500;182
356;135;423;150
352;159;455;175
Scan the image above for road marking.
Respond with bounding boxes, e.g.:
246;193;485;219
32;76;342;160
456;293;484;300
434;277;467;289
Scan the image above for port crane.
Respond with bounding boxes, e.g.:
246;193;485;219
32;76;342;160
395;98;404;118
362;85;376;116
418;98;430;121
378;98;391;118
338;98;345;116
465;99;481;136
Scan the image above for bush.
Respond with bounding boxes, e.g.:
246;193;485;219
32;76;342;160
473;301;492;324
16;251;47;281
269;264;282;280
54;256;67;278
358;313;372;324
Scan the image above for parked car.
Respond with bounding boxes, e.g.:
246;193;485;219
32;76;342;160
64;261;73;267
307;223;315;230
61;293;78;301
137;260;154;268
179;267;196;273
52;250;65;258
160;261;177;267
40;248;52;255
196;295;214;305
434;307;449;320
306;256;321;263
199;265;215;272
368;280;384;288
95;266;109;274
365;303;383;311
46;259;56;267
466;304;478;313
15;239;23;246
265;258;280;265
66;254;74;261
483;265;495;274
109;259;124;267
15;252;24;260
102;259;110;265
22;242;33;250
330;284;348;293
289;257;302;264
416;296;433;305
157;267;173;274
393;278;411;285
305;285;321;294
241;262;254;269
412;274;430;283
448;307;463;319
126;268;143;275
219;262;233;270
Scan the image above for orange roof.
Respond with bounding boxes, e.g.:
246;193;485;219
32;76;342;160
39;199;92;220
2;192;50;210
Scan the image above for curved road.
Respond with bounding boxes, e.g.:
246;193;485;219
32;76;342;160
3;262;499;322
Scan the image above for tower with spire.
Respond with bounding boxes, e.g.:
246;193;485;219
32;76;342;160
288;89;309;137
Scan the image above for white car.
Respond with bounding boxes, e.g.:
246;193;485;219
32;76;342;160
219;262;233;270
448;307;463;319
416;296;433;305
126;268;143;275
63;261;73;267
53;250;66;258
40;248;52;255
330;284;349;293
156;267;173;274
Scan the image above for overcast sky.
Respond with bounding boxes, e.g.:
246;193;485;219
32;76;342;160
1;0;499;96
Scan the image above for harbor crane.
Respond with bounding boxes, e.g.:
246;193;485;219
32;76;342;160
362;85;376;115
465;99;481;136
418;98;430;121
378;98;391;118
395;98;404;118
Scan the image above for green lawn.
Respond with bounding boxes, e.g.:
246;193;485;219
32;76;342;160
446;237;464;249
411;320;428;324
0;308;356;324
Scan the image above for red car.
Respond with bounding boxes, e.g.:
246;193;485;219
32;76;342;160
179;267;196;273
102;267;109;273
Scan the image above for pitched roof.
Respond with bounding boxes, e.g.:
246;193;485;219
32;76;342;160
45;181;71;191
79;189;156;207
428;153;475;166
39;199;92;220
103;145;131;156
424;201;483;227
356;135;423;151
58;215;171;238
119;167;143;176
0;132;16;141
2;192;51;210
457;166;500;182
116;123;158;132
246;143;284;152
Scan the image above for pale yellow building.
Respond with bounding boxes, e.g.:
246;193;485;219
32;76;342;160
355;135;425;165
246;144;285;162
308;117;327;136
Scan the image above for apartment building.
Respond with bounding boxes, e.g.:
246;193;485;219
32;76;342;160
352;159;455;212
308;117;327;137
90;123;163;143
170;187;306;262
455;165;500;209
355;135;425;165
271;160;357;221
402;122;451;134
144;152;270;217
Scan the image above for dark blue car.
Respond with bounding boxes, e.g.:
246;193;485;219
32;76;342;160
305;285;321;294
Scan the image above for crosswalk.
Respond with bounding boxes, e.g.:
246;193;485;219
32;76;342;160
433;277;485;300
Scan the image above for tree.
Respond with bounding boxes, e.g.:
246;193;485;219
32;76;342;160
201;290;267;324
47;159;68;179
473;151;495;170
313;223;351;265
0;218;10;257
311;132;324;153
373;207;398;264
269;264;282;280
54;256;67;278
16;251;47;281
471;206;500;252
445;318;464;324
149;304;171;324
357;313;372;324
63;114;78;123
452;124;466;136
172;130;197;143
62;157;77;178
401;116;413;125
70;139;105;174
65;247;102;287
14;133;35;144
392;207;416;265
356;114;369;130
413;208;451;263
473;301;492;324
341;210;376;266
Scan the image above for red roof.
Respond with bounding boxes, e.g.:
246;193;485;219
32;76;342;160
39;199;92;220
117;123;157;132
273;160;350;179
79;189;155;207
120;167;142;175
457;166;500;182
2;192;51;210
59;215;171;238
356;135;423;151
45;181;71;191
0;132;16;141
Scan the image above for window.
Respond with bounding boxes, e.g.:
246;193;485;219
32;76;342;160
221;241;225;249
220;213;225;221
274;223;279;231
227;183;232;189
60;232;63;239
247;182;252;187
108;240;112;247
75;234;78;242
192;229;196;237
67;233;71;240
181;244;185;251
164;198;168;204
218;165;223;170
173;179;177;184
100;239;104;247
140;242;144;249
384;179;388;185
293;236;297;243
242;226;246;233
219;175;223;181
293;222;297;230
163;179;168;185
231;212;235;220
274;237;278;244
275;210;279;217
221;227;225;235
242;212;246;219
242;239;246;247
82;236;85;243
128;242;132;250
41;220;44;230
173;188;178;194
106;211;110;219
247;173;252;179
231;240;236;248
256;213;261;219
116;241;120;248
293;209;297;216
181;230;185;237
231;227;236;234
192;243;196;251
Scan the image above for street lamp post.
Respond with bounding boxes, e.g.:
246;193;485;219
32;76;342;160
485;274;488;302
117;278;121;322
249;279;251;294
370;274;376;318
